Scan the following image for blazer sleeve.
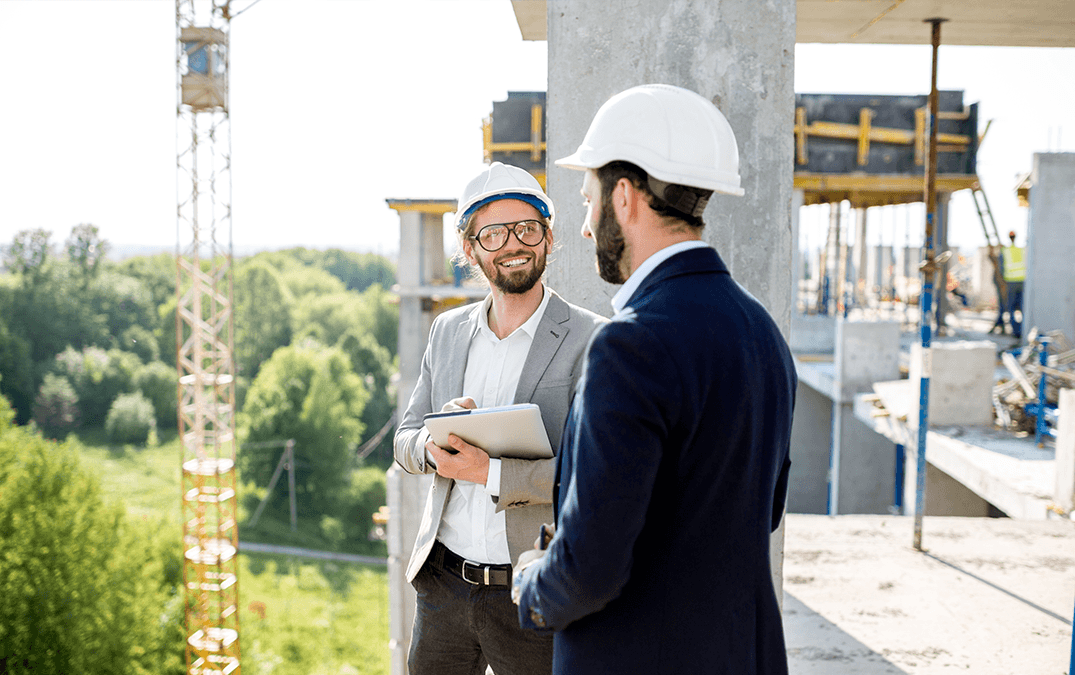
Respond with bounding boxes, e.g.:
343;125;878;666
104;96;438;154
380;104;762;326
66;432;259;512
393;321;437;476
496;456;555;510
517;320;679;630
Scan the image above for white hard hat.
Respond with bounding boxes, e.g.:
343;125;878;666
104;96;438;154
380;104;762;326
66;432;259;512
555;84;744;197
455;162;555;230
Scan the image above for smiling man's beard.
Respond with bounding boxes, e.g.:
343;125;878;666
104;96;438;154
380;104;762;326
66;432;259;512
595;196;628;284
476;246;547;294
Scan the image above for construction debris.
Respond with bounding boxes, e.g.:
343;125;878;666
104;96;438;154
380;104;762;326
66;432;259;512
992;328;1075;439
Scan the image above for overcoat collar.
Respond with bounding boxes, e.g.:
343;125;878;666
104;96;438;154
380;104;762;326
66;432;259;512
624;246;729;308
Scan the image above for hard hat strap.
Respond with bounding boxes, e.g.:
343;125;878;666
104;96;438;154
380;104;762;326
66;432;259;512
647;176;712;219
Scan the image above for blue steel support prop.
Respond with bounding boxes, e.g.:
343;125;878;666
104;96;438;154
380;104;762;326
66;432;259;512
914;18;947;552
1026;337;1058;446
894;443;905;513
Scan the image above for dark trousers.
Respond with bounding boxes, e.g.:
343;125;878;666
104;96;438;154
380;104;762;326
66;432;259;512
409;552;553;675
1004;281;1024;337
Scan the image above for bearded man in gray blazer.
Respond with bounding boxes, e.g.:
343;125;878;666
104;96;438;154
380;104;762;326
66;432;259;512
394;162;605;675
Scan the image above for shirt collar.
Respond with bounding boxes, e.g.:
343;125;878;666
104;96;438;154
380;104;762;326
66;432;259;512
611;240;710;313
477;283;550;341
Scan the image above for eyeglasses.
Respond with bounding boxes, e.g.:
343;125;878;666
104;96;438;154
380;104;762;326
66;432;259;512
469;219;547;252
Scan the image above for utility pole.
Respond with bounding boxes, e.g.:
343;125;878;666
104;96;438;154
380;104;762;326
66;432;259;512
176;1;241;672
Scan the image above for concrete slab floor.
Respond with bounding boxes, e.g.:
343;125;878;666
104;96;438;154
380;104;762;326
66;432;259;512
783;514;1074;674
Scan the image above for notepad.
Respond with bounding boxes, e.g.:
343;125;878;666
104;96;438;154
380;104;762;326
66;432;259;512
423;403;553;460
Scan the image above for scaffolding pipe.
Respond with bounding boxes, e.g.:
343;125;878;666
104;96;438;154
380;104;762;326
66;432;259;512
914;18;946;551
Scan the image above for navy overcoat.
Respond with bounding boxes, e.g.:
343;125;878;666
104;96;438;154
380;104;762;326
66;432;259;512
517;246;796;674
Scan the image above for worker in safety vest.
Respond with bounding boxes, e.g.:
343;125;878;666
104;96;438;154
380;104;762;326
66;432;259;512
1001;230;1026;338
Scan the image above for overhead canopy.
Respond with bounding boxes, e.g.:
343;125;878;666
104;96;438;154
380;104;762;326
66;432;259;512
509;0;1075;47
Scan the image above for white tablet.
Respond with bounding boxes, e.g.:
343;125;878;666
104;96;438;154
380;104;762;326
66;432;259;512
423;403;553;460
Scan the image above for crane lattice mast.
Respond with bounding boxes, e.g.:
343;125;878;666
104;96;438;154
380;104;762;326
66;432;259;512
176;1;240;673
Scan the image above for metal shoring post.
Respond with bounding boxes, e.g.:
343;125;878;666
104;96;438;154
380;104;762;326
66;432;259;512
914;17;947;552
1034;337;1051;447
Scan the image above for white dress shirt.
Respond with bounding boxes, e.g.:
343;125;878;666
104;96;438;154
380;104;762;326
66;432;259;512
611;240;710;315
436;285;551;564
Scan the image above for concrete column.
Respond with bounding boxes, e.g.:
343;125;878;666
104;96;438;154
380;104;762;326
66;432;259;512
829;319;900;514
1024;153;1075;344
834;203;846;314
792;188;805;314
909;341;996;427
934;192;951;332
1056;389;1075;514
787;381;834;514
544;0;795;606
386;202;455;675
853;207;868;307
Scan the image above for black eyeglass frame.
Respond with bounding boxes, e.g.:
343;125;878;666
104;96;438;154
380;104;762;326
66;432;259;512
468;219;549;252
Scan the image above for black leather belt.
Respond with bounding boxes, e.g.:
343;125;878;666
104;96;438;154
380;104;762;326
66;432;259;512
431;540;512;587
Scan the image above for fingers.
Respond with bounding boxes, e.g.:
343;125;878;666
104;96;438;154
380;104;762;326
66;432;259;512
440;396;477;412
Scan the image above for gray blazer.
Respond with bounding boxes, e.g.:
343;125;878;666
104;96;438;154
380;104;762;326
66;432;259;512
394;288;606;582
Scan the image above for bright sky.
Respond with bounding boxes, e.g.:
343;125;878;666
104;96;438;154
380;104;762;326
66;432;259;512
1;1;1072;260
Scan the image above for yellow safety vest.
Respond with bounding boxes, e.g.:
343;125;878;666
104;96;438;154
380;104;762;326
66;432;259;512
1003;246;1026;282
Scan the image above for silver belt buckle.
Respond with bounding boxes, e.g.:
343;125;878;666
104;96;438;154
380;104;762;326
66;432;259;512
461;559;487;585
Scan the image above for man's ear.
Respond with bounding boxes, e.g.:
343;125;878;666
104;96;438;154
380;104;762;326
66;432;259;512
615;177;642;223
462;237;478;266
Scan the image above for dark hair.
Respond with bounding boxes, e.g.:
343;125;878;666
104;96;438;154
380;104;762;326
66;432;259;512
595;161;708;231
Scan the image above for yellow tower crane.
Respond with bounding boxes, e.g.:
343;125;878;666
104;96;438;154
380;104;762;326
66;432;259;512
176;1;241;673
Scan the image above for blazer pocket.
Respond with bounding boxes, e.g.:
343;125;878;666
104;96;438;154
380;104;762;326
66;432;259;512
534;377;572;391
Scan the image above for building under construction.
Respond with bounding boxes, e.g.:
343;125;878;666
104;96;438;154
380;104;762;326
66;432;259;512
381;3;1075;675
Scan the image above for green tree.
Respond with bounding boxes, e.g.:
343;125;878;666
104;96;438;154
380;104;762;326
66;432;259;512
0;289;34;424
52;347;141;427
32;374;80;439
239;341;368;515
234;261;292;379
86;270;157;348
314;249;396;292
119;324;161;364
339;329;396;466
0;422;182;674
2;228;52;278
133;360;178;430
280;264;347;301
115;251;176;311
105;392;155;445
63;223;109;283
291;291;365;348
355;283;399;358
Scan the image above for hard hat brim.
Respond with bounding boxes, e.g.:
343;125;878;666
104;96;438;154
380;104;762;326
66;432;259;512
554;149;745;197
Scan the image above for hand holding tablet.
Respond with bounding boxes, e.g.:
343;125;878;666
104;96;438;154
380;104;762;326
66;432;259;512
423;403;553;460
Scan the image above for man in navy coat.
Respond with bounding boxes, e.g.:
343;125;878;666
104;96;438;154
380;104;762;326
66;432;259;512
513;84;796;674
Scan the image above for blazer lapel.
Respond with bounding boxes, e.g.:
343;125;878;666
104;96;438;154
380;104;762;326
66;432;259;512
445;300;484;400
514;290;570;404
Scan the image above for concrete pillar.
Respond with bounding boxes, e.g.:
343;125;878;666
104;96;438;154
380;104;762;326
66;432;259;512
1024;153;1075;344
787;381;834;514
853;207;868;307
792;188;804;314
934;192;951;332
385;201;456;675
543;0;795;608
909;341;996;427
834;203;847;314
1056;389;1075;514
829;319;901;514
